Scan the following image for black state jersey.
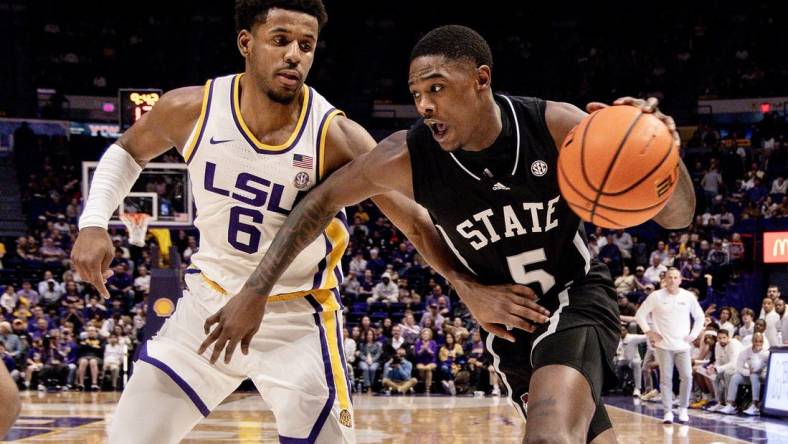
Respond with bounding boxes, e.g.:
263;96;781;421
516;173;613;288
408;94;594;301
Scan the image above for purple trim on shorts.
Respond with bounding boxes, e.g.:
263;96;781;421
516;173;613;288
305;294;323;312
332;309;352;403
331;287;344;310
332;266;344;289
278;312;336;443
138;342;211;417
184;268;201;274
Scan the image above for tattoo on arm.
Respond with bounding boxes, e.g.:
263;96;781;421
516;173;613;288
243;193;337;296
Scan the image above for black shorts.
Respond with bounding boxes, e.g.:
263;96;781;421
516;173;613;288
481;261;620;443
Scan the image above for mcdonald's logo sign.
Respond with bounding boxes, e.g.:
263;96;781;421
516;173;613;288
764;231;788;263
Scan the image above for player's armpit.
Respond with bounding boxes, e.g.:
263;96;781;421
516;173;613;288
545;101;588;150
117;85;205;164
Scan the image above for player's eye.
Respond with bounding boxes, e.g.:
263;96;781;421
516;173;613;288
430;84;443;93
299;42;313;52
411;91;421;100
273;35;288;45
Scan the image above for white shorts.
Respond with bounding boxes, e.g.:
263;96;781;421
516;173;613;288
140;273;354;443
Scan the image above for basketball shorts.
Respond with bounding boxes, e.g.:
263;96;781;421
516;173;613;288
140;272;355;443
482;261;620;443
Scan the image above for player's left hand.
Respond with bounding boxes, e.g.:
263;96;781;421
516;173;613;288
198;290;268;365
586;96;680;150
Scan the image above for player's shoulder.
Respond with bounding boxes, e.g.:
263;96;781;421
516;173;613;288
156;85;206;118
543;100;587;147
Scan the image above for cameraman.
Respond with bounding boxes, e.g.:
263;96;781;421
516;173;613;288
382;348;417;395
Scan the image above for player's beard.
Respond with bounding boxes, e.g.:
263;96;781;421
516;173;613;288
267;87;298;104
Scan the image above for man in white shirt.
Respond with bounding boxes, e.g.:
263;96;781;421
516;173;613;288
760;297;781;347
367;273;399;305
782;312;788;346
390;325;405;351
636;268;705;424
707;329;743;412
348;252;367;276
37;270;63;295
614;230;633;260
133;265;151;297
771;176;787;195
614;326;647;396
644;256;667;286
102;334;125;390
721;333;770;416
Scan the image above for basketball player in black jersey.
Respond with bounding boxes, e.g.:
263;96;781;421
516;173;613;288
202;25;695;442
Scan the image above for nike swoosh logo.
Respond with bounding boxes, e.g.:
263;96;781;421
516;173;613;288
209;137;233;145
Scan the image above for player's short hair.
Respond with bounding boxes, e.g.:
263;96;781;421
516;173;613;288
410;25;493;69
235;0;328;33
717;328;729;337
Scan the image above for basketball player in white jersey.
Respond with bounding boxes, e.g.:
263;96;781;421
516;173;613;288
71;2;550;443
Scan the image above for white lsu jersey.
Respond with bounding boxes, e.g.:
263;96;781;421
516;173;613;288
180;73;348;304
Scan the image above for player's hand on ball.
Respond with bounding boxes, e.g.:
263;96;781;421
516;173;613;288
586;96;680;149
71;227;115;299
453;280;551;342
198;290;268;365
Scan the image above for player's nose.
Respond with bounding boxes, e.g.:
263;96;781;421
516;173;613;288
284;41;301;65
416;96;435;116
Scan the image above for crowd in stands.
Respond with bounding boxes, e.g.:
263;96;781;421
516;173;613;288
5;4;786;122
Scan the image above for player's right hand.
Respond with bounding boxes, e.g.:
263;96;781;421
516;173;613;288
71;227;114;299
453;280;551;342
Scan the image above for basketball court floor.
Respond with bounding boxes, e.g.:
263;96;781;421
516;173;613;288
4;392;788;443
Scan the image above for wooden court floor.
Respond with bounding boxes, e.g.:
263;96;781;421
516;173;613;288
4;391;782;443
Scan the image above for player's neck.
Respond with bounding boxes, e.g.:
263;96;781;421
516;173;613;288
238;74;303;139
461;94;502;152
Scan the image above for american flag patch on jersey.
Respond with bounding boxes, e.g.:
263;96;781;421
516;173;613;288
292;154;313;169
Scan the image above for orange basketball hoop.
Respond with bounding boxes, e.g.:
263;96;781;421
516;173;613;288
120;213;152;247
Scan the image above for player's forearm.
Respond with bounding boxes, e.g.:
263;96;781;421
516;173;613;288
242;188;340;297
653;160;695;229
78;144;143;230
374;194;475;289
403;218;475;288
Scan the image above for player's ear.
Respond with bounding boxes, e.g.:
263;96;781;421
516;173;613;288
477;65;492;92
237;29;253;58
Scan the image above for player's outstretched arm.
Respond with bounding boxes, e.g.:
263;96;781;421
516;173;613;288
72;86;205;298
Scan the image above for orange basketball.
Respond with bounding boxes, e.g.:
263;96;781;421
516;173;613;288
557;105;680;229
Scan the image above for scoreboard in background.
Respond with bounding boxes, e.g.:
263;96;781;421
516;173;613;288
118;88;162;130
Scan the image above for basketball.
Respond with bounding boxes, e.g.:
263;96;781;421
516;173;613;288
557;105;680;229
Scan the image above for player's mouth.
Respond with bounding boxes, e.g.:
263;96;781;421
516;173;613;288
426;120;449;142
276;70;301;88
